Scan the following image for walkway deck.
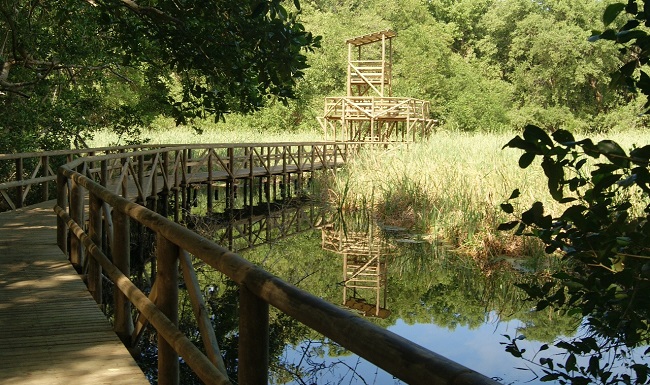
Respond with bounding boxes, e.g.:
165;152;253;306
0;202;149;385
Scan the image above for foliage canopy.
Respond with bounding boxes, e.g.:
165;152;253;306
500;1;650;382
0;0;319;151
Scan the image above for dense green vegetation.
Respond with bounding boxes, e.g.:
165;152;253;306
0;0;319;152
2;0;646;153
498;3;650;383
5;0;650;383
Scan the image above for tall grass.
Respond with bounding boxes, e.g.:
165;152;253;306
87;116;322;147
328;130;650;259
89;121;648;260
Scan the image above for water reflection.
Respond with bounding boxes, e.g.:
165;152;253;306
188;200;575;383
132;197;588;384
321;209;392;318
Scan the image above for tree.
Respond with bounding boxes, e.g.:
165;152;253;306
0;0;320;152
499;1;650;382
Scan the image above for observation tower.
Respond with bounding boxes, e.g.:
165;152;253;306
318;30;436;142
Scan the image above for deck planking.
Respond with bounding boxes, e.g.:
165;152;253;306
0;202;149;385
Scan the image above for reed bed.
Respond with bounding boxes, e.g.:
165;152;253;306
89;122;648;260
87;117;322;146
328;130;650;260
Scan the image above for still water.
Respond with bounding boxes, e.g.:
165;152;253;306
132;196;645;384
187;199;580;385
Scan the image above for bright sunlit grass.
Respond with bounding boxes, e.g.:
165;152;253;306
87;116;323;147
328;129;650;258
88;118;649;260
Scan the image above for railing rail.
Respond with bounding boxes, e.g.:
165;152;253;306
0;144;177;211
33;142;499;385
0;142;351;213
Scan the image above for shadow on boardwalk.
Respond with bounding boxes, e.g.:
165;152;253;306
0;202;148;385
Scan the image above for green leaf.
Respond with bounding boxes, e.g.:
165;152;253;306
619;60;637;77
592;28;617;42
541;157;564;201
503;135;536;152
293;0;301;10
252;2;270;18
638;70;650;94
616;29;648;43
540;373;559;381
630;145;650;162
519;152;536;168
521;202;543;225
508;189;521;200
523;124;553;147
500;203;514;214
603;3;626;26
598;140;629;167
552;129;575;144
588;355;600;376
498;221;519;231
565;354;577;372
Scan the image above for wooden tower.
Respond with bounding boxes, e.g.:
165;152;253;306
318;30;436;142
321;216;392;318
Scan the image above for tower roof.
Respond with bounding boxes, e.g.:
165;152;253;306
345;30;397;47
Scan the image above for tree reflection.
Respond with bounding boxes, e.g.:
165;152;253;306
124;199;580;384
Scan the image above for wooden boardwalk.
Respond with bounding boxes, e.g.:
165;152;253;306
0;202;149;385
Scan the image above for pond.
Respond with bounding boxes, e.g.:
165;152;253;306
176;198;581;385
130;189;647;385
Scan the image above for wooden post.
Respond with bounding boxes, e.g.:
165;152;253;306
238;285;269;385
161;151;170;217
297;145;303;192
88;193;103;304
56;171;68;255
70;176;84;269
100;159;108;187
149;156;158;211
15;158;23;208
100;160;109;252
266;148;272;203
207;150;213;213
249;147;254;207
113;208;134;345
181;149;188;219
281;147;288;199
156;233;179;385
227;148;235;210
185;149;193;214
137;154;145;205
42;155;50;202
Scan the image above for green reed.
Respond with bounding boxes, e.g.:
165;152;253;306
329;130;650;260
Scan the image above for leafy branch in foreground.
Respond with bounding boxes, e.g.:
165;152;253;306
500;124;650;384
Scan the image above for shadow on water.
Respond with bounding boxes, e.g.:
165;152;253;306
100;183;591;384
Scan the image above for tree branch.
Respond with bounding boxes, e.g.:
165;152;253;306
118;0;183;25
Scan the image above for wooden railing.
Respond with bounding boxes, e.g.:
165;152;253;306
195;201;327;252
0;144;172;211
348;60;391;84
48;143;500;385
323;96;432;121
0;142;349;213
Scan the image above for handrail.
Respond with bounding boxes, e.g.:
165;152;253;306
51;142;500;385
0;143;179;211
0;141;349;212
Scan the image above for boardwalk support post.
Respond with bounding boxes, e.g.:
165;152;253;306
70;171;84;269
238;285;269;385
156;232;179;385
56;170;68;255
88;193;103;303
113;208;134;345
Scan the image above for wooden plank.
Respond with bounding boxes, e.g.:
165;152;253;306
0;202;149;385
